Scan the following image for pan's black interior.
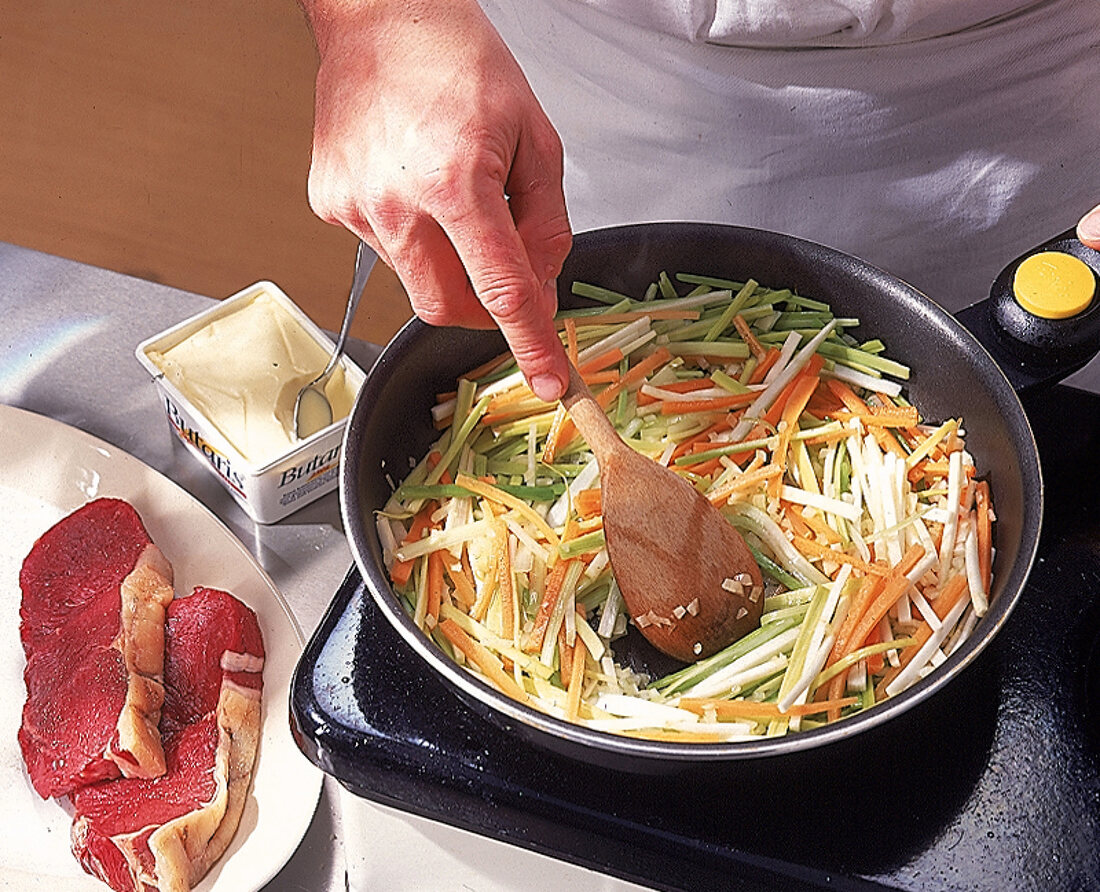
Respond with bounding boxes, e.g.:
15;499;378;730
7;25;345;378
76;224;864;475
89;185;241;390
335;223;1041;768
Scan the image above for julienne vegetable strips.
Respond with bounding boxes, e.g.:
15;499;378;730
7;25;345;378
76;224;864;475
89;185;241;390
377;272;996;742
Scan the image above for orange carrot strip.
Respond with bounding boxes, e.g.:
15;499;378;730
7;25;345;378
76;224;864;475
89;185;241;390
459;351;514;383
526;559;573;653
671;420;731;462
439;619;527;702
443;559;478;609
784;504;813;539
706;464;783;505
825;379;908;459
841;572;914;657
388;501;440;588
790;535;888;577
733;314;767;361
749;348;781;384
830;406;921;428
769;372;820;497
496;525;516;640
975;480;993;594
583;370;620;386
796;506;842;545
577;347;624;374
828;575;885;667
659;390;758;415
542;403;573;463
426;550;445;629
564;318;579;364
573;488;603;520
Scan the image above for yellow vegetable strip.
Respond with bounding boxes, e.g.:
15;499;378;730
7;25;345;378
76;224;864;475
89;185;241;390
455;473;560;551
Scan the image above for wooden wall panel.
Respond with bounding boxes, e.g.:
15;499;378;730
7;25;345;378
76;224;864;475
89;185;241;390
0;0;412;345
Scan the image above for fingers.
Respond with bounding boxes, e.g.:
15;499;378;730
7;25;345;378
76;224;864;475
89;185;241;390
433;165;570;401
1078;203;1100;249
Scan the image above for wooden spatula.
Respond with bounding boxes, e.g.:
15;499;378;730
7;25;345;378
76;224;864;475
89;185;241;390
560;363;764;662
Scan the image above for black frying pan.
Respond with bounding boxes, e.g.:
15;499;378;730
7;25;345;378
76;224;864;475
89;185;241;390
340;223;1100;773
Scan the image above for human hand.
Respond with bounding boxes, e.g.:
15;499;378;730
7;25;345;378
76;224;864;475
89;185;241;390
1078;203;1100;250
300;0;572;401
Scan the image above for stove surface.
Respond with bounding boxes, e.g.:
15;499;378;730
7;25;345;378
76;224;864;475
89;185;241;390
292;385;1100;891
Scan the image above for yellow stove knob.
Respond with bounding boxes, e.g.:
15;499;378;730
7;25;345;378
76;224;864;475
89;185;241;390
1012;250;1096;319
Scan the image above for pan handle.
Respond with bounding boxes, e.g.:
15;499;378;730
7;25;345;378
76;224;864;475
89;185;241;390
955;228;1100;393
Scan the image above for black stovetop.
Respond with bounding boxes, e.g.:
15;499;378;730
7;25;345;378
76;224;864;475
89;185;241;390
291;384;1100;891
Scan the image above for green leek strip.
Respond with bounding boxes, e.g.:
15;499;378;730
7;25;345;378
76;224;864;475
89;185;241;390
748;545;804;590
665;341;752;360
766;584;832;734
571;281;633;305
703;279;758;342
658;271;678;298
555;298;633;318
558;528;607;558
425;393;492;486
652;613;804;695
447;377;478;451
675;273;747;291
812;636;918;690
815;341;911;379
763;585;819;612
779;293;831;312
760;602;812;626
710;369;751;394
724;502;830;586
395;482;566;503
661;303;775;343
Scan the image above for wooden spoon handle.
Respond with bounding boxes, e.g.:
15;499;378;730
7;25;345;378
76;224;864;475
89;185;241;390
559;362;624;465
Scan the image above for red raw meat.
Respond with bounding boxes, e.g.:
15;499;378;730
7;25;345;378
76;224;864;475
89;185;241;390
71;586;265;892
19;498;175;799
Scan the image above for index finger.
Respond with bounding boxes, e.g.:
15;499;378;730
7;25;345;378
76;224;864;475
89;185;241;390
435;172;570;402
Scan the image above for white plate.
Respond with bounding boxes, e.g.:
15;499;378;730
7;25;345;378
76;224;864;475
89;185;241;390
0;405;322;892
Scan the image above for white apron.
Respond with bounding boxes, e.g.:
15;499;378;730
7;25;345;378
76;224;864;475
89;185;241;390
481;0;1100;312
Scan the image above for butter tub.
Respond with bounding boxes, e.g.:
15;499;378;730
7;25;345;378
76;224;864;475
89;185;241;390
136;281;367;523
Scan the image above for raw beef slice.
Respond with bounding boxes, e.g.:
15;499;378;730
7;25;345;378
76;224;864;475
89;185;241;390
71;586;265;892
19;498;175;798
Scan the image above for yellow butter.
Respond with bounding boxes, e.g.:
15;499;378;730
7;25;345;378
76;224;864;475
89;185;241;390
148;290;356;465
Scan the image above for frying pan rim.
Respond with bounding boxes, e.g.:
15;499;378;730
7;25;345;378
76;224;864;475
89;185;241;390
341;222;1043;766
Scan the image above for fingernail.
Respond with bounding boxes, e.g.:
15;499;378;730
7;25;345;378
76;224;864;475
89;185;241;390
1079;207;1100;244
531;373;565;402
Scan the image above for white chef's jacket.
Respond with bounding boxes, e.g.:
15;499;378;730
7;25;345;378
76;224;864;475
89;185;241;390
481;0;1100;312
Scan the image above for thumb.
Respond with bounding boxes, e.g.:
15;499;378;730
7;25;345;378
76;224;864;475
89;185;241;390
1077;203;1100;249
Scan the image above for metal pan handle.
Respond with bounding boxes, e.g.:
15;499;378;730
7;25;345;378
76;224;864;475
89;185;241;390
955;228;1100;393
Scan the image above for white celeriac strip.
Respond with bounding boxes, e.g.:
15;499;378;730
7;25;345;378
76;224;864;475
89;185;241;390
885;591;972;696
824;364;904;397
730;320;838;441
